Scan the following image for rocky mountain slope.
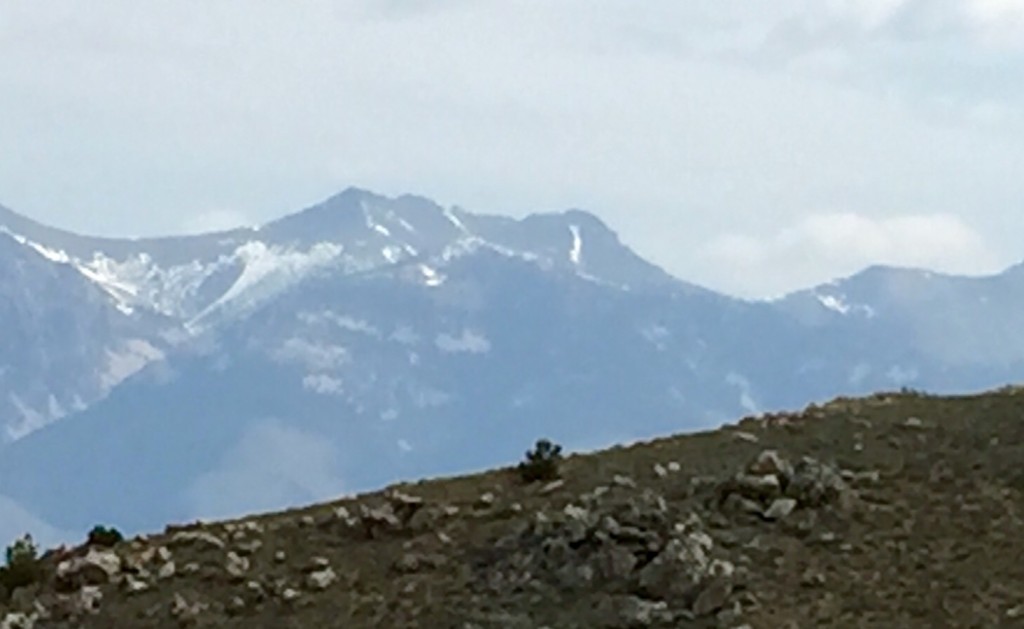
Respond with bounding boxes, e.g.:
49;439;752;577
3;387;1024;628
4;188;1024;541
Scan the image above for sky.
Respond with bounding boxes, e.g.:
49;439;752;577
1;0;1023;298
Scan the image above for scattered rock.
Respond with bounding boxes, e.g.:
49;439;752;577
748;450;792;478
157;561;177;580
306;568;338;591
123;575;150;595
763;498;798;521
599;595;672;627
169;531;226;551
225;551;250;580
693;578;733;617
903;417;924;429
733;431;759;443
0;612;35;629
540;480;565;495
613;475;637;488
169;592;207;621
56;549;122;590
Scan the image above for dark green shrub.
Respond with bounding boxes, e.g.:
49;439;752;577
87;525;124;548
518;439;563;483
0;534;43;597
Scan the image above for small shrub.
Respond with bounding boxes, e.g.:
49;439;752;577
518;438;563;483
0;534;43;597
87;525;124;548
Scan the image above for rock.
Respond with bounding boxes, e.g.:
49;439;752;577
225;551;250;580
476;492;496;508
408;504;456;531
693;578;733;617
653;463;668;478
708;559;735;579
601;595;672;627
281;588;301;602
169;530;225;551
56;549;123;589
540;480;565;495
0;612;35;629
123;574;150;594
157;561;176;580
637;536;711;599
748;450;792;478
395;552;446;574
389;490;425;522
733;431;759;443
786;457;851;508
308;556;331;571
594;545;638;581
734;473;782;501
306;567;338;591
613;475;637;488
333;506;357;526
72;586;103;616
722;494;764;517
360;503;402;538
903;416;924;429
234;538;264;555
763;498;798;521
170;593;207;621
667;462;682;473
274;551;287;563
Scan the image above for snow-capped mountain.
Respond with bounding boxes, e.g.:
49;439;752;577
2;189;1024;538
0;228;165;441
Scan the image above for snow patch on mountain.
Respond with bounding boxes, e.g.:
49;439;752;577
569;224;583;265
420;264;445;287
100;340;165;391
190;241;342;329
274;338;350;371
815;292;876;318
435;330;491;354
298;311;380;338
303;374;345;396
6;394;57;441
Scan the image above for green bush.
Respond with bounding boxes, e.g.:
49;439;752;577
0;534;43;597
87;525;124;548
518;439;563;483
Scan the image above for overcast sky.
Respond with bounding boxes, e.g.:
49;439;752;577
1;1;1022;297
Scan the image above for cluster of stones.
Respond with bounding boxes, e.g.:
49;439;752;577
475;479;741;625
718;450;853;521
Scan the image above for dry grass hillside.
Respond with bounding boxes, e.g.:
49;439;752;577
4;386;1024;628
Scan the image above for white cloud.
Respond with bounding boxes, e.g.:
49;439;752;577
0;2;1022;296
184;419;345;521
699;212;1004;298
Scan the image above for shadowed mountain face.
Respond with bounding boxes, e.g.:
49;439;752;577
1;188;1023;536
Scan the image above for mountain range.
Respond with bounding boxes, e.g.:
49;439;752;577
2;187;1023;542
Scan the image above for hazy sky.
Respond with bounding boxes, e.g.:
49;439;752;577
1;1;1022;297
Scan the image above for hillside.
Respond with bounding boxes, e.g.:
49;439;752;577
3;386;1024;628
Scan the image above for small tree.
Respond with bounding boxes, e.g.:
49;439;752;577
87;525;124;548
0;534;43;596
518;439;563;483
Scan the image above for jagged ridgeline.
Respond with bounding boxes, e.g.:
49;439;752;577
3;387;1024;627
